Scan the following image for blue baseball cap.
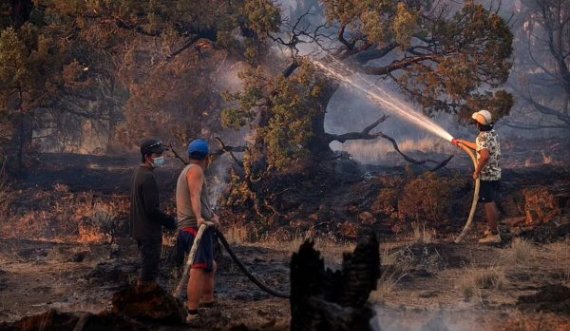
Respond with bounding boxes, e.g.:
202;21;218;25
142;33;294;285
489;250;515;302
188;139;209;160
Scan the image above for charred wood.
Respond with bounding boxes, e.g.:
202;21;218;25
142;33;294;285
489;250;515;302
290;233;380;331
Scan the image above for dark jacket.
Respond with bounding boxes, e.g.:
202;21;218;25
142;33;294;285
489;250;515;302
129;165;176;241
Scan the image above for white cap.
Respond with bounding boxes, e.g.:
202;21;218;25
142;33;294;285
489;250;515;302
472;109;492;125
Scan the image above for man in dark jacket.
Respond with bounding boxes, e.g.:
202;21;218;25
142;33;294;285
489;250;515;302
130;139;177;290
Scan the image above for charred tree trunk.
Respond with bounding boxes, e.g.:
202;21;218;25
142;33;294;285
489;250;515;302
306;81;339;160
14;87;33;175
16;88;24;174
242;103;273;220
290;233;380;331
9;0;33;28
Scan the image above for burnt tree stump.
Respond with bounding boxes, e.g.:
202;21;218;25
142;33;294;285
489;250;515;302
290;233;381;331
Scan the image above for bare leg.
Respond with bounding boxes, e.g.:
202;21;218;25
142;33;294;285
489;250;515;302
187;268;206;311
201;261;217;303
484;202;499;232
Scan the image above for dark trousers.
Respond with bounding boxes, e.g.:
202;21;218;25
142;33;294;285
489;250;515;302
137;239;162;282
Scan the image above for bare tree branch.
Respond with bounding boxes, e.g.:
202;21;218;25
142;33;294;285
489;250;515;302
338;24;355;50
327;116;452;170
326;116;389;143
269;9;335;59
523;94;570;126
166;36;202;60
212;137;246;167
168;143;189;166
363;55;441;75
376;132;454;171
354;42;398;64
283;61;300;78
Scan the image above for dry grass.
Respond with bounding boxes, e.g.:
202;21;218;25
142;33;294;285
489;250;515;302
1;188;127;244
455;266;508;301
500;238;569;282
497;311;570;331
546;241;570;282
500;238;539;267
411;222;437;244
370;247;415;302
222;224;359;268
223;224;356;265
272;230;356;266
224;225;250;245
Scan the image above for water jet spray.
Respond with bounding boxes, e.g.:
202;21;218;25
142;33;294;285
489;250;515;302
309;58;479;243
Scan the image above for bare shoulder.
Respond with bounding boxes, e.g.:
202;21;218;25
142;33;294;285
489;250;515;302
186;165;204;181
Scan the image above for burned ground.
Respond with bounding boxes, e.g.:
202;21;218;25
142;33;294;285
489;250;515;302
0;140;569;330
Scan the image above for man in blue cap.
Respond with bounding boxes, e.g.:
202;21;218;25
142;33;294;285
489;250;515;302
174;138;220;322
129;138;177;291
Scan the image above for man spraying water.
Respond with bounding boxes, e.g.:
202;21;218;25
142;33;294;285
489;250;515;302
452;110;502;244
310;58;501;243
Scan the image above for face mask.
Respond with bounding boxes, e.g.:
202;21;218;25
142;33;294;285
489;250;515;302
153;156;165;168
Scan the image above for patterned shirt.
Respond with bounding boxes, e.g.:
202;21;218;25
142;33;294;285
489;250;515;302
476;130;501;181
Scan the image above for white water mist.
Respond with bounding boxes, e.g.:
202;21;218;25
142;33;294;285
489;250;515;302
310;58;454;142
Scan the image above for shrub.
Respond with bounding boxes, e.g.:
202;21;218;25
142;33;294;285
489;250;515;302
398;172;452;226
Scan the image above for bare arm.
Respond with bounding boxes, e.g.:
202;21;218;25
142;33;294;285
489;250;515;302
187;167;206;226
474;148;490;177
453;139;477;150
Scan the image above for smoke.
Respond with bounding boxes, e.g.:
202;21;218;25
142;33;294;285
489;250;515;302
206;153;236;209
323;82;474;166
332;137;455;165
215;61;247;93
371;306;492;331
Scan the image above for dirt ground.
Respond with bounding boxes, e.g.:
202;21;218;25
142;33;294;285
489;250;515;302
0;144;569;330
0;233;568;330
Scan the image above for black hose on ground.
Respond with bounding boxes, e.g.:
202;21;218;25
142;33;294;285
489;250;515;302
215;229;290;299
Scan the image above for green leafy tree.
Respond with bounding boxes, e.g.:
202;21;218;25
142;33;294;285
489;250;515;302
0;23;74;170
54;0;277;150
320;0;513;119
1;0;273;158
219;1;514;219
226;1;514;173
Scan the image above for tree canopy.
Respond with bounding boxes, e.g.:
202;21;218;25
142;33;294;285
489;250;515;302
223;1;514;176
0;0;519;178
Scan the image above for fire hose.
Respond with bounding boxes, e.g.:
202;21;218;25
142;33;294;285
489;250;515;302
454;143;480;243
172;142;478;297
173;223;290;299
